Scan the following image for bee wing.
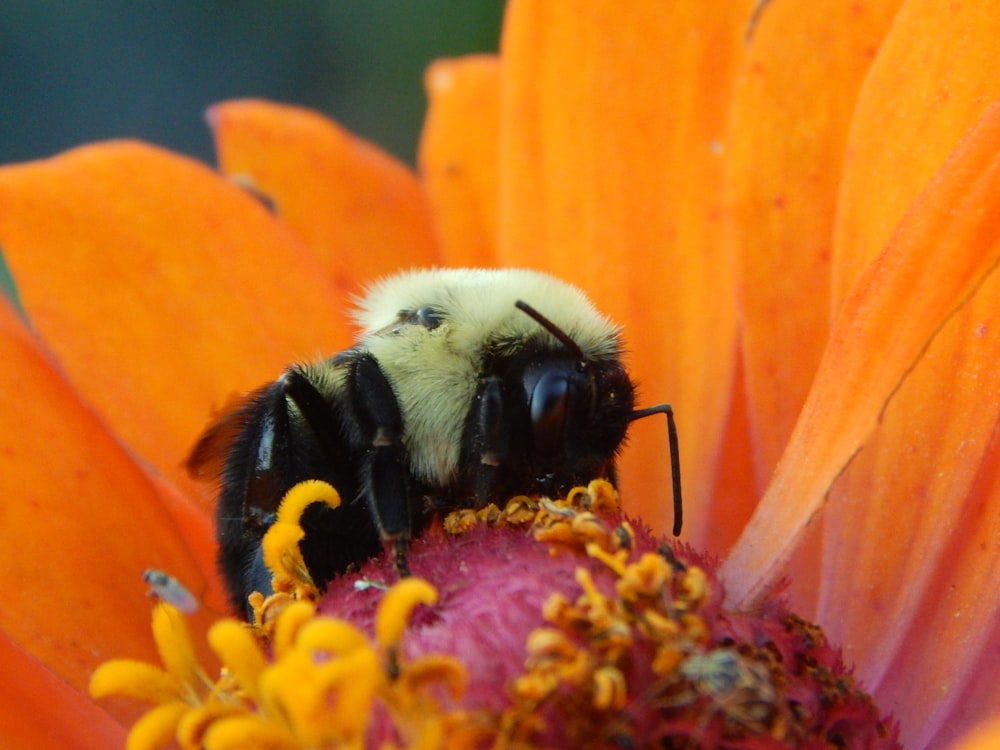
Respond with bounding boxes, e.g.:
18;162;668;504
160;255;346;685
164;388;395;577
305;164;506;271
185;389;262;481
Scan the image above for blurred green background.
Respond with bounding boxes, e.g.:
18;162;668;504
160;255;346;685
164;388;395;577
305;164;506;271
0;0;504;305
1;1;503;164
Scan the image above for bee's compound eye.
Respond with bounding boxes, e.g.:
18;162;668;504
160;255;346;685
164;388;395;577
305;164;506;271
528;370;569;457
408;306;443;329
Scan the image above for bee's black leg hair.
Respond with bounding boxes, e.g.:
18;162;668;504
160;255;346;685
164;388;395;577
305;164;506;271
349;355;413;574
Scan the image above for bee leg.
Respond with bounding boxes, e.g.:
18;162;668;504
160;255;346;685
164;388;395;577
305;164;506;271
349;355;413;575
392;539;411;578
477;376;510;466
465;376;509;501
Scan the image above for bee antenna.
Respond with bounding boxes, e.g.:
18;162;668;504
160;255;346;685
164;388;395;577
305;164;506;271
515;300;586;360
629;404;683;536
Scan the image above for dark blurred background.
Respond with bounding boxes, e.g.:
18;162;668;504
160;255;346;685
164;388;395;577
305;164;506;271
0;1;503;302
0;1;504;167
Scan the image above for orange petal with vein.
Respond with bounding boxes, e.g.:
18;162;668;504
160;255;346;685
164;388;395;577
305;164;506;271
726;0;899;488
210;99;442;293
0;298;221;693
0;632;125;748
834;0;1000;306
819;283;1000;746
418;55;501;267
0;142;351;505
497;0;748;542
721;100;1000;605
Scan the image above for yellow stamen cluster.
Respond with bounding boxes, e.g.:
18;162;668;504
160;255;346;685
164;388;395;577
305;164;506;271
442;494;538;533
480;480;724;747
91;579;481;750
239;480;344;642
468;480;785;747
90;481;486;750
443;478;627;552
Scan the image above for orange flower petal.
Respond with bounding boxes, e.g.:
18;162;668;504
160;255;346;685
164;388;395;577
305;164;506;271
726;0;899;488
834;0;1000;306
0;141;352;505
0;631;125;748
818;285;1000;745
721;99;1000;605
497;0;749;541
699;356;758;555
418;55;501;267
209;99;442;292
943;717;1000;750
0;297;222;692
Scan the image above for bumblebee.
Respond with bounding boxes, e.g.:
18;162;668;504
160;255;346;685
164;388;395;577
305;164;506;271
189;268;681;613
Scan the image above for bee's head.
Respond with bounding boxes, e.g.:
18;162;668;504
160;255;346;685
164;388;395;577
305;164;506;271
514;300;682;535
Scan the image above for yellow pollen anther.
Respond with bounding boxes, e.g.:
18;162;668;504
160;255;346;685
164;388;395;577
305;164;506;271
255;480;348;603
207;619;266;701
586;541;629;575
592;665;628;710
375;577;437;648
88;660;184;704
525;628;580;660
539;496;576;518
176;704;247;748
618;552;671;600
677;565;709;608
574;567;606;606
131;703;193;749
401;655;468;700
151;603;199;685
296;618;370;657
271;600;317;658
565;485;591;508
276;479;342;523
261;523;314;590
443;508;479;534
585;478;620;512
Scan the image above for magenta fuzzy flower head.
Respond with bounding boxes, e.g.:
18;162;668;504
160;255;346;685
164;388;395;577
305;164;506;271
92;479;899;749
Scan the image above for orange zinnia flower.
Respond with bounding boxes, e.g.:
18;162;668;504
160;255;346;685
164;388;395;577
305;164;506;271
0;1;998;748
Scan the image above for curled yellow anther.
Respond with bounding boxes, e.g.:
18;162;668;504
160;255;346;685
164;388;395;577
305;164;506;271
376;577;437;648
261;523;312;589
276;479;342;523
